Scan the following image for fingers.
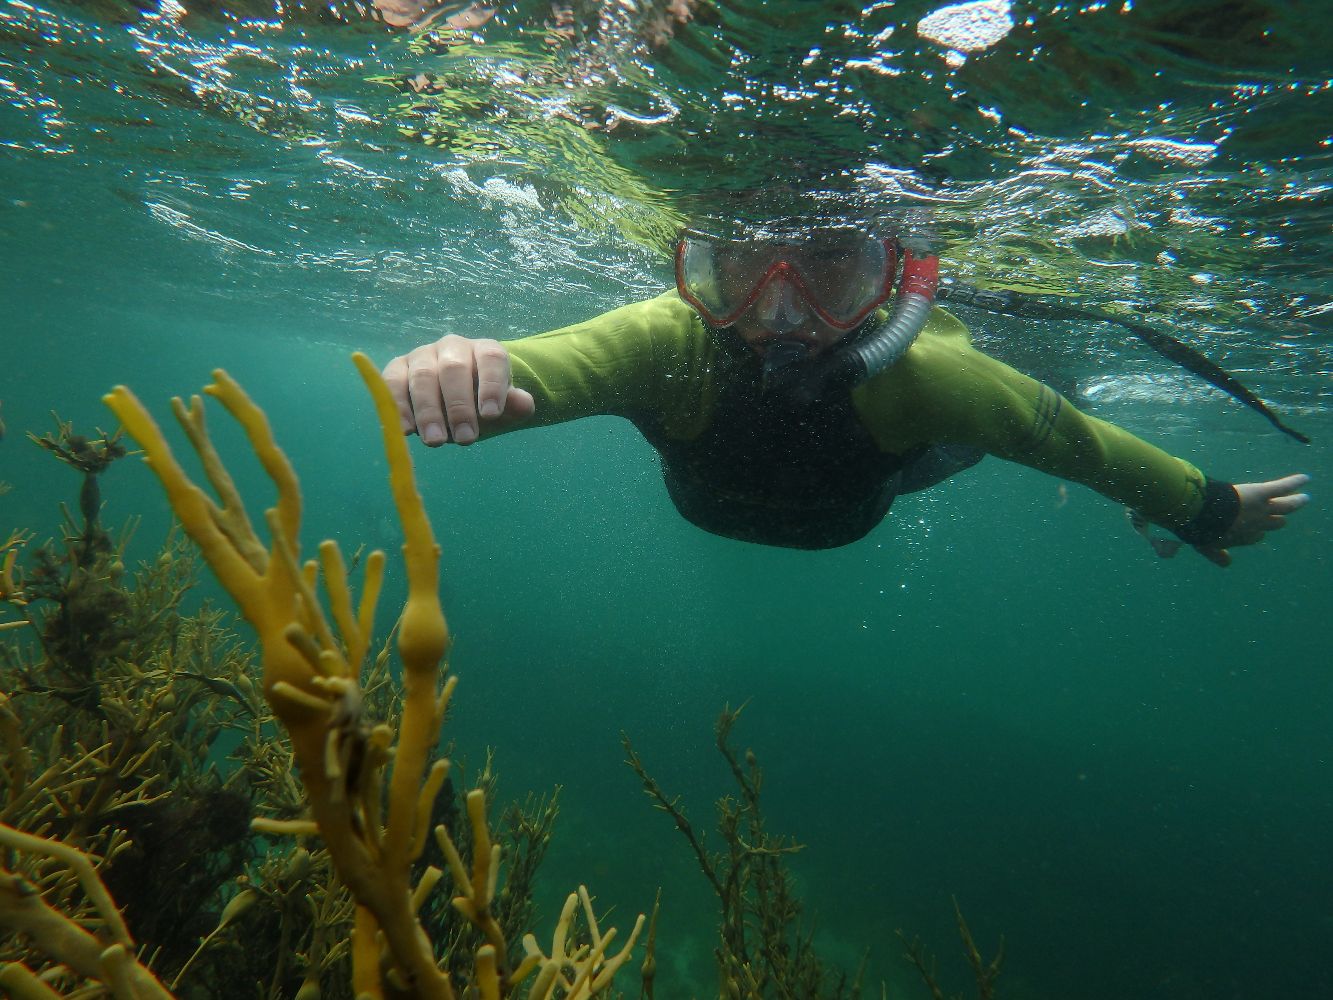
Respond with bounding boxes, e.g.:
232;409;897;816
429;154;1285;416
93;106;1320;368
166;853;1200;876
381;336;524;447
1244;474;1312;516
1262;472;1311;496
437;337;481;444
1231;473;1311;537
1149;537;1183;559
407;344;453;445
382;354;415;435
1193;544;1233;568
383;345;447;440
501;385;537;425
474;340;513;420
1268;491;1310;515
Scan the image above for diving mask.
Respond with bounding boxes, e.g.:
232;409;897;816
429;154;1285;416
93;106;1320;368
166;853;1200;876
674;226;899;332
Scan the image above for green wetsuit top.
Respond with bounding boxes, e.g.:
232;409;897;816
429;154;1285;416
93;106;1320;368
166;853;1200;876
501;291;1220;549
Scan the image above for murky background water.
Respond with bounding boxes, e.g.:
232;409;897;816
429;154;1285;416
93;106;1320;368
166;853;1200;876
2;1;1330;997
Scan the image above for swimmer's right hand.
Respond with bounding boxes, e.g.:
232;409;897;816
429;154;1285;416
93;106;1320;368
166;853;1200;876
382;335;536;446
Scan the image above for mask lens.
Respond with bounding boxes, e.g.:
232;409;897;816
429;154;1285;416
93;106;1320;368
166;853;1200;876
677;229;895;329
677;234;764;325
784;232;883;325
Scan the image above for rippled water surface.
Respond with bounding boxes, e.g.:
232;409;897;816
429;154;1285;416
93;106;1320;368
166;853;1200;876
2;2;1331;998
4;0;1331;390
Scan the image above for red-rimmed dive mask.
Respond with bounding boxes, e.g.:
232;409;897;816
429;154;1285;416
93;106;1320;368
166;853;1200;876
675;227;900;332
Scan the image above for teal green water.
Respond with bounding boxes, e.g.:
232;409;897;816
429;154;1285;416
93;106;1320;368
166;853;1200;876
2;2;1331;997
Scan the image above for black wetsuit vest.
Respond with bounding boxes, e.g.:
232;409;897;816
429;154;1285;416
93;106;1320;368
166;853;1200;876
632;344;910;550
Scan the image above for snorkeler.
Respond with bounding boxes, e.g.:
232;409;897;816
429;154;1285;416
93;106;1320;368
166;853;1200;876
382;218;1310;565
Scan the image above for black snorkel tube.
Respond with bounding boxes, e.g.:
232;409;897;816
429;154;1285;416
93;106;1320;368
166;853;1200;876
761;249;940;405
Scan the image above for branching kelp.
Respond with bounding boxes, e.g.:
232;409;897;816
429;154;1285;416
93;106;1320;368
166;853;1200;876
899;899;1004;1000
624;703;861;999
624;704;1005;999
96;355;644;997
0;418;257;987
0;394;618;999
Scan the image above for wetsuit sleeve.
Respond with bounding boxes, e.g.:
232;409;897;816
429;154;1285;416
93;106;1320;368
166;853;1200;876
950;353;1209;530
871;325;1213;532
499;292;688;429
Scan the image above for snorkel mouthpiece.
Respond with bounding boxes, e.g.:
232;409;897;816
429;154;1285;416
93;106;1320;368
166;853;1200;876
761;338;813;393
760;337;861;407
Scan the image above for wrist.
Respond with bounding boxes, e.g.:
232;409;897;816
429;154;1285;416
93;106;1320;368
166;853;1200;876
1173;478;1240;545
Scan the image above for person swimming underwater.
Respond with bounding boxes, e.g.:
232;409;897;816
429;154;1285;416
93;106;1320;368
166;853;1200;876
383;215;1310;563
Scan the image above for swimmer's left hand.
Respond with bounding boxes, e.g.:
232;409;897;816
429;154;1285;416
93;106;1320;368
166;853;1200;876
1193;473;1312;568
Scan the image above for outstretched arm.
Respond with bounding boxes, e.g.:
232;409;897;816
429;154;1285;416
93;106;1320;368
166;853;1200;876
876;322;1313;568
380;291;698;449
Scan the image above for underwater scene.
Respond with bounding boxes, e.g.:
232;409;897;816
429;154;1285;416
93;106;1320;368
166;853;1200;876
1;0;1330;997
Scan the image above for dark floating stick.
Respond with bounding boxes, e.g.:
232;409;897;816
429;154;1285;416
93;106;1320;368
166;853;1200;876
937;279;1311;444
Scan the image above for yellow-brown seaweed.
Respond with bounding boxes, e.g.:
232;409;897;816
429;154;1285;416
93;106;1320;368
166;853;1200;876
101;354;642;999
0;823;174;999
